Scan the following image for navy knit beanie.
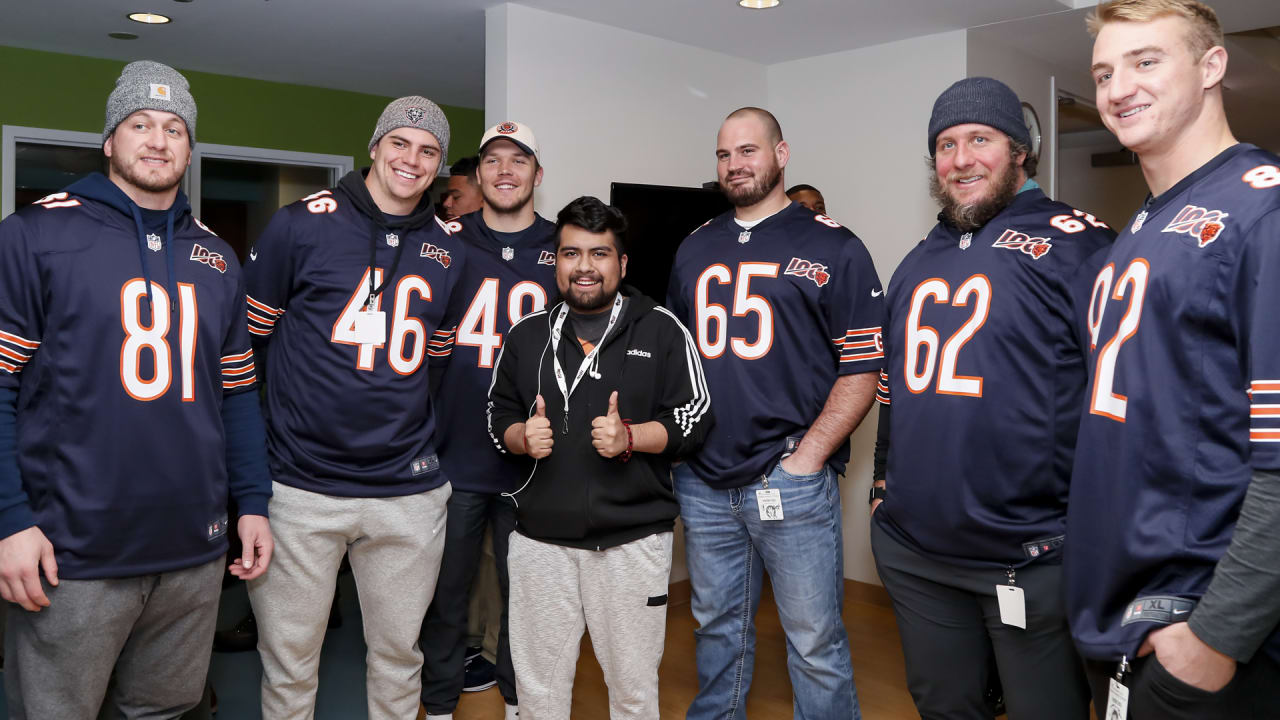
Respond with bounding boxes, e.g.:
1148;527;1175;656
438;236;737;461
927;77;1029;155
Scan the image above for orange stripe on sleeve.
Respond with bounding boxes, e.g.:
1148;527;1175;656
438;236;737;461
246;296;281;315
0;330;39;349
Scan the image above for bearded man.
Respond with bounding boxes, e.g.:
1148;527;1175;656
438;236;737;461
665;106;884;719
869;76;1114;719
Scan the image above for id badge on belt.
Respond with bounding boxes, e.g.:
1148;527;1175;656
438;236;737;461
757;474;783;521
1105;656;1130;719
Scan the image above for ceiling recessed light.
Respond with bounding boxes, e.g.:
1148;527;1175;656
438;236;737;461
127;12;172;24
109;32;140;40
738;0;781;8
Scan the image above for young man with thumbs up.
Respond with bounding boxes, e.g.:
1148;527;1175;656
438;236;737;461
487;196;713;720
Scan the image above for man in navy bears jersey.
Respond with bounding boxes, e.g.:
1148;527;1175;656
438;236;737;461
665;107;883;718
420;121;556;720
0;60;273;718
868;76;1113;720
243;96;465;720
1068;2;1280;717
489;196;711;720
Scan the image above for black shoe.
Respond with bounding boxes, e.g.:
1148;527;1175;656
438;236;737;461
464;645;484;662
984;675;1006;716
462;654;497;692
213;613;258;653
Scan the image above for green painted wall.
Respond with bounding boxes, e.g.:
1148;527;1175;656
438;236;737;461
0;45;484;208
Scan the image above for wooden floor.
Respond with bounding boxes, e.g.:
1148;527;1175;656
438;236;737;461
444;582;922;719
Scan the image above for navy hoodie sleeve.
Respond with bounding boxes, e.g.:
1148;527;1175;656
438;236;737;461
652;308;713;458
222;390;271;517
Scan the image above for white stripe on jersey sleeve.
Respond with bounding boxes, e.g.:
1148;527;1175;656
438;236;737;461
1249;382;1280;441
838;327;884;364
875;369;891;405
221;350;257;390
246;296;284;337
427;327;457;358
0;329;40;375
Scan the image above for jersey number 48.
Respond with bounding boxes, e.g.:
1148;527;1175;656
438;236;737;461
455;279;548;368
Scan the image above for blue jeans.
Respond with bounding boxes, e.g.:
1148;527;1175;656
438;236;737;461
673;461;860;720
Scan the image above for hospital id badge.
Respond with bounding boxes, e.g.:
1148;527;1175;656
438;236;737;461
757;488;783;521
1105;677;1129;719
352;310;386;344
996;585;1026;628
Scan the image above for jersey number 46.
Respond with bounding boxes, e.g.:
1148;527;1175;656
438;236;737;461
331;269;434;374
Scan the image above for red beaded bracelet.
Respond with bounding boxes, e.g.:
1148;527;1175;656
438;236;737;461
620;420;633;463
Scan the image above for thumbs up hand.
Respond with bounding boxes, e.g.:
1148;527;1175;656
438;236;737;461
591;391;628;458
525;394;554;459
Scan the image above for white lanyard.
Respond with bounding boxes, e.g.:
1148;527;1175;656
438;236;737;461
548;294;624;433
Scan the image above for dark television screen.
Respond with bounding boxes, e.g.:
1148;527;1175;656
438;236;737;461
610;182;731;305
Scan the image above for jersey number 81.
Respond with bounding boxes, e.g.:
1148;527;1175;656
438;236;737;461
120;279;199;402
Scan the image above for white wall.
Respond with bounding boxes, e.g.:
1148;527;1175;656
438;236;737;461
486;3;766;216
1057;142;1147;230
768;31;968;585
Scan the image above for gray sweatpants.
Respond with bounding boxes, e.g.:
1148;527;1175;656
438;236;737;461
508;531;673;720
248;480;450;720
4;555;224;720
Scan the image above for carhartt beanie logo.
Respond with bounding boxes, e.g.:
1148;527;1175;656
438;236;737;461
103;60;197;145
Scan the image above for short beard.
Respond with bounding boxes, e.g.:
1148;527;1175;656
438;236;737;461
929;155;1022;232
482;185;534;215
565;285;616;313
110;152;183;194
723;162;782;208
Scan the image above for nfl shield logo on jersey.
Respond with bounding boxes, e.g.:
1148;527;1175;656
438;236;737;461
146;233;162;252
502;246;515;261
738;231;751;244
959;232;972;250
385;233;399;248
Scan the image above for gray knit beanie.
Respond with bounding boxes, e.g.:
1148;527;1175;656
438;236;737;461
927;77;1029;156
103;60;197;145
368;96;450;162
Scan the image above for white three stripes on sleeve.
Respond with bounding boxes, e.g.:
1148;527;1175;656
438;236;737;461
655;307;711;438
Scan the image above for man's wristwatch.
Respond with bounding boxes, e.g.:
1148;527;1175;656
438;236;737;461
868;484;887;506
